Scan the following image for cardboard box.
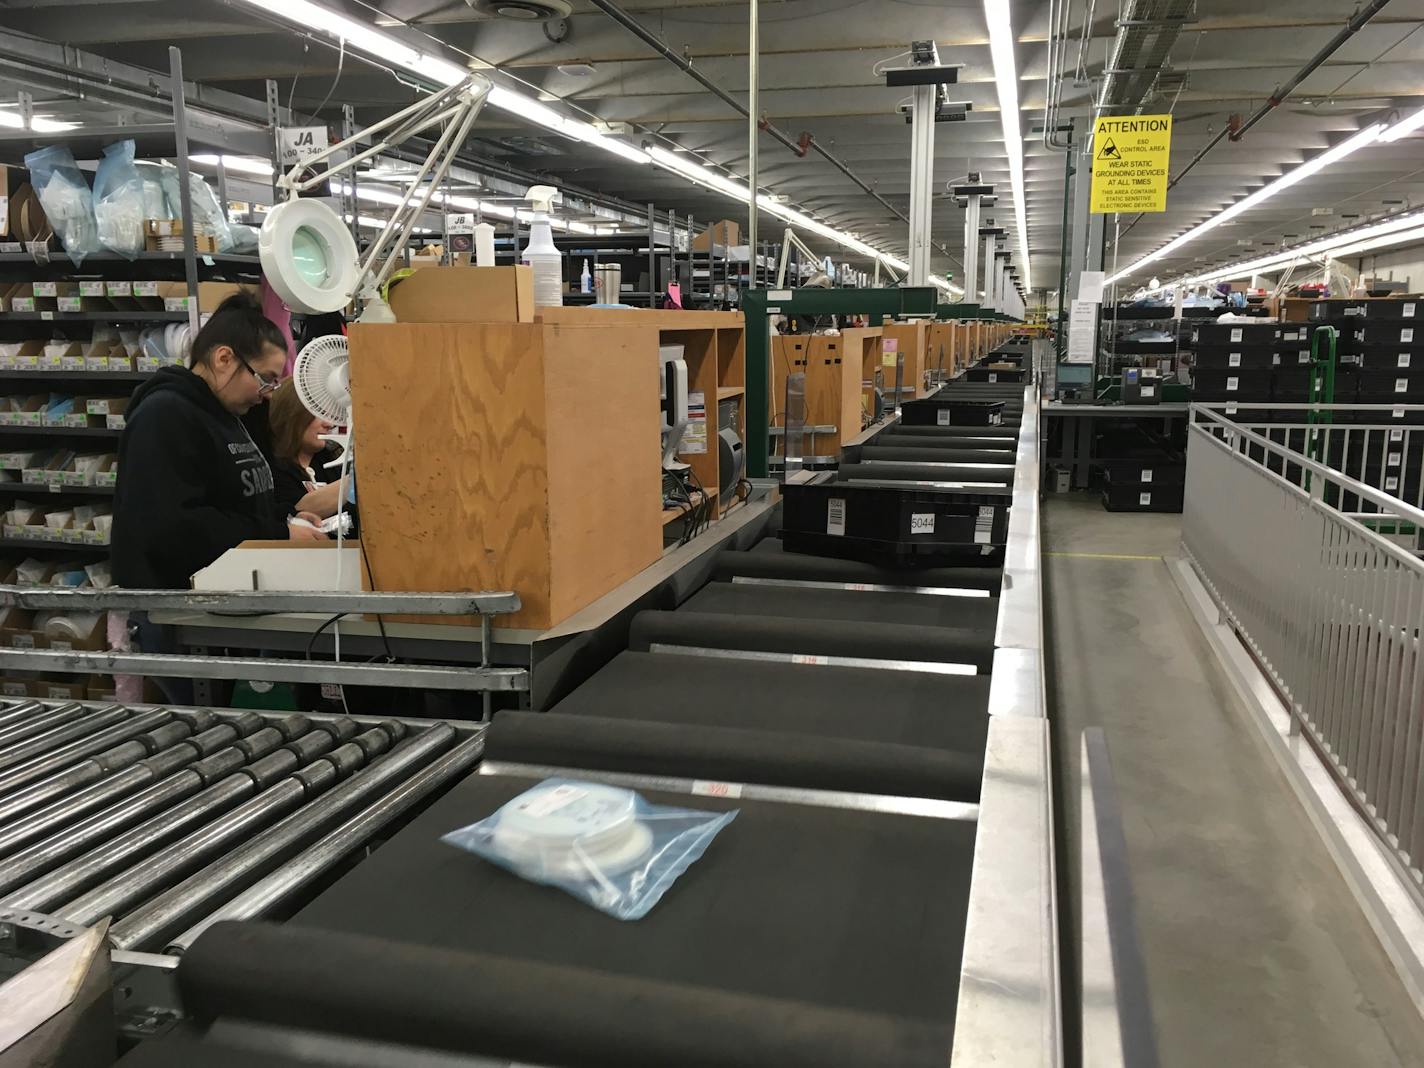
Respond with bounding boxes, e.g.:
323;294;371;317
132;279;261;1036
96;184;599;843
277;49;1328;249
0;679;35;698
146;232;219;254
0;339;42;371
93;456;118;488
692;220;740;252
0;604;43;650
44;678;88;700
87;675;118;702
160;281;255;314
42;612;105;653
40;340;80;372
389;266;536;325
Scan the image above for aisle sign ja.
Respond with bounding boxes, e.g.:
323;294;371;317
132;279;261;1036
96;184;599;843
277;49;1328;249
1090;114;1172;214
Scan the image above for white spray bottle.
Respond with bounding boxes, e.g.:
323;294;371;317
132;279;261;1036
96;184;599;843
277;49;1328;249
520;184;563;307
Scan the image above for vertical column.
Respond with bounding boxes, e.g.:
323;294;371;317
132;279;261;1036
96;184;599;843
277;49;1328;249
747;0;759;289
908;83;936;286
963;195;981;302
983;233;998;313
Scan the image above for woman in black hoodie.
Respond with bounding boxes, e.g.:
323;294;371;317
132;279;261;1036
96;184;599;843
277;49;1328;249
112;293;322;701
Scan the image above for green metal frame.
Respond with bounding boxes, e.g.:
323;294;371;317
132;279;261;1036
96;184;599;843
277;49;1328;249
740;286;938;477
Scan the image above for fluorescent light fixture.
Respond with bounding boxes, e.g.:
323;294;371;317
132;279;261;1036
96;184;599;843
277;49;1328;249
1381;104;1424;143
0;110;77;133
190;153;273;176
1177;208;1424;285
234;0;646;164
984;0;1031;290
1108;122;1385;284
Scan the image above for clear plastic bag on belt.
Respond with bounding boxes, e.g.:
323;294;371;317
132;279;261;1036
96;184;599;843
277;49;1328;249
442;778;737;920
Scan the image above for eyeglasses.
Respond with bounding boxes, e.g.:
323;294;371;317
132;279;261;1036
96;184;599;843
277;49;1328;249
236;352;280;395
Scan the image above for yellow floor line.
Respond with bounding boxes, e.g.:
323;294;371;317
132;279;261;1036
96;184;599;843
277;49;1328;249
1044;551;1163;561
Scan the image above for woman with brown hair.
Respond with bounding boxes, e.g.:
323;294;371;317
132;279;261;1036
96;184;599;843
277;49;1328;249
265;377;351;528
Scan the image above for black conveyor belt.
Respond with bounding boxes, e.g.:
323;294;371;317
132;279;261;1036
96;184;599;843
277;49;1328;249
285;773;975;1053
630;610;995;670
859;446;1017;464
880;425;1018;440
129;917;958;1068
839;461;1014;485
486;710;985;801
681;582;1001;631
714;544;1003;591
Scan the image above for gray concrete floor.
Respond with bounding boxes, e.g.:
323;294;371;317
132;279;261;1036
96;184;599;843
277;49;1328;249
1046;493;1424;1068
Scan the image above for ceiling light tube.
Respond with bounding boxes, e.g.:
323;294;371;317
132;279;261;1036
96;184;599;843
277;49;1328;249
0;111;76;133
1380;104;1424;144
1109;122;1386;285
984;0;1031;290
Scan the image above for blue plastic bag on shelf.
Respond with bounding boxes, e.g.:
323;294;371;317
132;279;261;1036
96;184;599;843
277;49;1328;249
442;778;737;920
24;144;101;266
92;140;146;260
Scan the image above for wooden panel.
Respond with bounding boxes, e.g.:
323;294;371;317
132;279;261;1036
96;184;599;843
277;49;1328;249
770;335;810;453
802;335;839;457
350;322;553;628
544;322;663;624
349;321;662;632
926;323;956;381
536;307;743;330
717;327;745;390
883;322;930;398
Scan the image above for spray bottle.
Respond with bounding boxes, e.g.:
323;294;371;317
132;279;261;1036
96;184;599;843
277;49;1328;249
580;258;593;294
521;184;563;307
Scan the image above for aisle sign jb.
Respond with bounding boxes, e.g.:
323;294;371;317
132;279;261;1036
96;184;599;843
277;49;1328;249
1090;114;1172;213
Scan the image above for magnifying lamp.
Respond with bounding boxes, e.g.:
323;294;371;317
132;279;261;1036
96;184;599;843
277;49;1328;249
260;74;492;319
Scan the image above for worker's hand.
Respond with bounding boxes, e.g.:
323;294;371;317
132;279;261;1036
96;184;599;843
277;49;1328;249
288;512;329;541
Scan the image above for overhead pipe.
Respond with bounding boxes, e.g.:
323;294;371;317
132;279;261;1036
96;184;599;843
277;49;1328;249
1114;0;1393;244
584;0;954;258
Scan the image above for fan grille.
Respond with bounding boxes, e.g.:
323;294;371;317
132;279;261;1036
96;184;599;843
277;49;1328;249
294;335;351;425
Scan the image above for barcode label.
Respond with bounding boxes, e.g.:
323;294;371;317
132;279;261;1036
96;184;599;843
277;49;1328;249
827;497;846;536
1404;303;1416;318
1141;385;1155;398
974;506;994;545
988;373;998;383
1139;492;1153;506
1388;452;1402;467
692;780;743;799
936;409;952;426
1400;353;1412;369
1230;328;1243;343
910;513;935;535
1142;468;1154;483
1390;428;1404;441
1228;353;1241;367
1226;376;1239;391
1226;406;1238;415
1401;328;1414;343
1394;407;1406;419
791;654;830;666
990;411;1002;425
320;683;342;700
1396;378;1409;393
1298;351;1311;364
1386;476;1400;492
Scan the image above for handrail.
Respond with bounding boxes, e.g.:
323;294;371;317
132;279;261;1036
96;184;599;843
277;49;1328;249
0;586;521;617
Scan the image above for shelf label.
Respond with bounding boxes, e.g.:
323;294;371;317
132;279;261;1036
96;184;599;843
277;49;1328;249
1142;468;1154;483
33;282;56;297
133;281;158;297
106;281;133;297
826;497;846;537
975;506;995;544
1090;114;1172;214
79;281;105;297
277;125;328;166
1139;492;1153;506
691;780;743;799
1228;353;1241;367
39;311;53;321
1401;328;1414;344
909;512;935;535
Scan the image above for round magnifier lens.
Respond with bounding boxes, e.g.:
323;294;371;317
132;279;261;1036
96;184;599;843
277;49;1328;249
291;226;331;286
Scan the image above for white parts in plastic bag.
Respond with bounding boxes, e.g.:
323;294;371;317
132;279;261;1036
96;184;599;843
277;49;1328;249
260;199;361;315
491;782;654;879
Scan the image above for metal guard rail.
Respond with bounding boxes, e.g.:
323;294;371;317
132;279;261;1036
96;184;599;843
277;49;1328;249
1184;402;1424;892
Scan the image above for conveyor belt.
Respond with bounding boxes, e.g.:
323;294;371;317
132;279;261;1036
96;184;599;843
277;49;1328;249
629;609;996;670
859;445;1017;464
681;582;1001;631
484;649;992;800
714;543;1004;591
839;460;1015;485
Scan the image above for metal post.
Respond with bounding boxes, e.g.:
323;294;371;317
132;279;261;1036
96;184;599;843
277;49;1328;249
983;233;997;313
169;47;202;337
747;0;759;291
963;195;981;302
1056;123;1074;361
342;105;360;244
908;82;935;286
647;201;656;307
265;79;282;209
17;90;32;129
214;160;229;227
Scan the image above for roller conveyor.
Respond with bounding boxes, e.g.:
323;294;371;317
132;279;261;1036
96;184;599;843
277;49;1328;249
681;581;1001;630
714;541;1004;591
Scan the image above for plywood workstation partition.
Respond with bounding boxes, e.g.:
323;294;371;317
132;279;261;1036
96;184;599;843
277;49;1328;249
770;333;862;456
882;321;932;399
349;308;745;632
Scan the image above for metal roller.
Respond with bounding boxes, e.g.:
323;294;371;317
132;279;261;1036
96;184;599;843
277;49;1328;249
0;705;129;768
114;724;461;950
56;728;397;925
0;718;266;857
0;702;86;749
0;709;178;796
0;700;44;730
164;729;479;955
0;731;304;907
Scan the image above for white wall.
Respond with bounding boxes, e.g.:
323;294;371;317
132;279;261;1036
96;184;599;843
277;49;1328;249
1352;240;1423;290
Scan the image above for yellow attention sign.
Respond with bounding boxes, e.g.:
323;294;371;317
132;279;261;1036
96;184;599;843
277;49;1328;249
1090;114;1172;214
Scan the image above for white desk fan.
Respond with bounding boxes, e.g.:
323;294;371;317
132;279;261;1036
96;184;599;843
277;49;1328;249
293;333;354;537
